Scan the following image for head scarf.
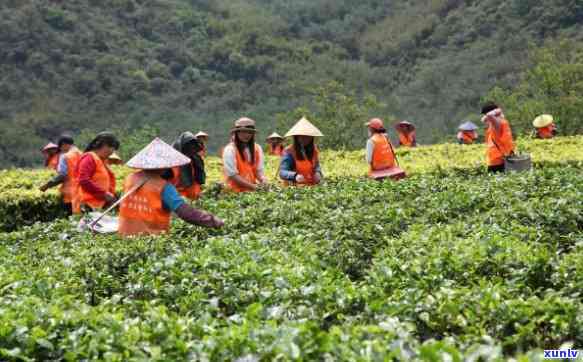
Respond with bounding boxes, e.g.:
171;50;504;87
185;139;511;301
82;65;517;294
172;132;205;186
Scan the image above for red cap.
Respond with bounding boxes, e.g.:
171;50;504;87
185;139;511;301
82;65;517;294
366;118;384;130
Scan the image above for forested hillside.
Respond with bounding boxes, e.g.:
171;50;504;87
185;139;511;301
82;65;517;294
1;0;582;167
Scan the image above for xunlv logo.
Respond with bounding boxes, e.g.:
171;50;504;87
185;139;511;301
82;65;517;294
544;349;579;359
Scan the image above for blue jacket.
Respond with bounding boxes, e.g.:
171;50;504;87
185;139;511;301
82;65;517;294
279;150;322;181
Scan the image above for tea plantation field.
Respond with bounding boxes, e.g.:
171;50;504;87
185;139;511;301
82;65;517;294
0;137;582;360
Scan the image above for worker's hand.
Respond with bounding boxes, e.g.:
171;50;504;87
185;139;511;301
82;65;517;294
104;192;117;204
314;173;322;184
212;216;225;228
295;174;306;183
39;184;49;192
256;182;271;192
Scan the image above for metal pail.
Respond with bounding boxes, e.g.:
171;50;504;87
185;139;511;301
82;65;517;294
505;154;532;173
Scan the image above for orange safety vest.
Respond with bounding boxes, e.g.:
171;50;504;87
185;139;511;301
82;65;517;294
224;143;261;193
118;172;171;237
458;130;478;144
171;166;202;200
398;130;416;147
46;154;59;170
59;147;82;211
486;119;515;166
268;143;284;156
282;145;320;186
536;124;555;139
79;152;116;209
369;134;396;175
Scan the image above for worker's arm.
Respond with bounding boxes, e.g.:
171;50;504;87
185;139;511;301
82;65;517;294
255;146;267;184
279;152;297;181
40;155;68;191
314;160;323;184
162;184;223;228
366;139;374;164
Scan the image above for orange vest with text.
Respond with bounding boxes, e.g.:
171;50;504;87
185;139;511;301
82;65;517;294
118;172;171;237
369;134;396;175
398;130;416;147
79;152;116;209
283;145;320;186
171;166;202;200
59;147;82;211
224;143;261;193
486;119;515;166
536;125;554;139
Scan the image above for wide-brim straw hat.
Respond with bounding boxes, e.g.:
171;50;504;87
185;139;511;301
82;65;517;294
533;114;554;128
458;121;478;131
195;131;209;139
285;117;323;137
126;138;191;170
42;142;58;152
109;152;122;162
231;117;257;133
266;132;284;141
395;121;415;131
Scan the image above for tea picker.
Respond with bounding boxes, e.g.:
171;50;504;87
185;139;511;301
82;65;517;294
532;114;557;139
457;121;479;145
365;118;406;181
80;138;224;236
278;117;325;186
480;102;531;173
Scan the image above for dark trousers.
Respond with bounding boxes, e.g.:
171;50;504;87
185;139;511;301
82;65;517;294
63;202;73;216
488;164;505;173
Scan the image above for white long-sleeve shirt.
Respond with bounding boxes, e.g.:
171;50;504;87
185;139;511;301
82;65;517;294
366;139;374;164
222;143;265;179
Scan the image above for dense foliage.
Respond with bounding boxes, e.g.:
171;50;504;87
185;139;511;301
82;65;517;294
2;136;582;232
1;136;582;360
487;40;583;136
2;0;583;167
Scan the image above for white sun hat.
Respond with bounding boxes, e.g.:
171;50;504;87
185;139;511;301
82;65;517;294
126;138;191;169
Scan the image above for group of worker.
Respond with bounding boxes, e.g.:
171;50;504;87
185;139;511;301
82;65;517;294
456;112;557;145
38;102;557;237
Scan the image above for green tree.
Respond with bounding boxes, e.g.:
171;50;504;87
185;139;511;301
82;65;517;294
276;81;387;150
486;40;583;136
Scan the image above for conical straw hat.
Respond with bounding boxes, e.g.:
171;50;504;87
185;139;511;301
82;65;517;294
42;142;58;152
266;132;284;140
284;117;323;137
458;121;478;131
195;131;209;139
126;138;191;169
533;114;554;128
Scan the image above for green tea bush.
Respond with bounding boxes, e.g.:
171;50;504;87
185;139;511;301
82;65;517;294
1;137;582;359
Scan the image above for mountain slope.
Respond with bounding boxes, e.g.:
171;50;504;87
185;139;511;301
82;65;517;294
0;0;582;167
